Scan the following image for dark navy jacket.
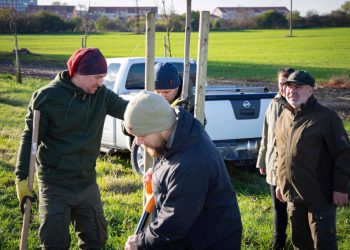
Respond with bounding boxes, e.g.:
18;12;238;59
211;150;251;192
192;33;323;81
136;108;242;250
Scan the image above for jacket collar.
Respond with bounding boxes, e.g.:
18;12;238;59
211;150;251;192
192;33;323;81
163;107;203;157
285;95;317;115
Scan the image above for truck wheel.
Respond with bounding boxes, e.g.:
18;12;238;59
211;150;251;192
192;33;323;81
131;140;145;175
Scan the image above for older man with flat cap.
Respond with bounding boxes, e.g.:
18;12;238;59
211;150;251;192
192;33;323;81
275;70;350;250
15;47;128;249
124;91;242;250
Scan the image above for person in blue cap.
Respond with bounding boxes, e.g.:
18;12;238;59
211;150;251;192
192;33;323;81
154;62;194;113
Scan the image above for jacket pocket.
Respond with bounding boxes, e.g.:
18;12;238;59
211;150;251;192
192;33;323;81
37;144;60;169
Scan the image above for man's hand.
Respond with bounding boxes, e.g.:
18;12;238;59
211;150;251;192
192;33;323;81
275;186;285;203
143;168;153;184
333;191;349;207
259;167;266;175
125;235;137;250
15;179;35;212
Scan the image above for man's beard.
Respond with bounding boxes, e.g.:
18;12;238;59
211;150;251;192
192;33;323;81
143;138;167;158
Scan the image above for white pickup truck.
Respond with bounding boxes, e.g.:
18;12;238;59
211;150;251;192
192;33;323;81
101;57;276;173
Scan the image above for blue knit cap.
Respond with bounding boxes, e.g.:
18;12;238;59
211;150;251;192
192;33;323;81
154;62;181;89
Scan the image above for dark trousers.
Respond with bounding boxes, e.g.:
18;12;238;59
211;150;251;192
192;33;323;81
287;201;337;250
38;182;107;250
270;185;288;250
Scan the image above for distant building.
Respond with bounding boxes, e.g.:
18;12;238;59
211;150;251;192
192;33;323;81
26;5;76;19
87;6;158;20
0;0;37;12
211;6;289;20
23;5;158;20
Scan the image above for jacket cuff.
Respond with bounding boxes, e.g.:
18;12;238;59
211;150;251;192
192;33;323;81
333;174;350;193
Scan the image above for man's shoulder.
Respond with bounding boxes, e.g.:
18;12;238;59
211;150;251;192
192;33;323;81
313;101;339;118
34;80;66;99
268;97;283;110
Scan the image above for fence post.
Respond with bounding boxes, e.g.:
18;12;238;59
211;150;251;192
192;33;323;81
194;11;210;125
181;0;192;100
144;11;155;193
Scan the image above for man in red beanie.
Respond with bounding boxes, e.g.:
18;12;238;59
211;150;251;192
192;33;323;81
15;47;128;249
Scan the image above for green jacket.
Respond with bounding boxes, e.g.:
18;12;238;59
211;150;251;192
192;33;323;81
15;71;128;188
256;93;286;186
275;96;350;204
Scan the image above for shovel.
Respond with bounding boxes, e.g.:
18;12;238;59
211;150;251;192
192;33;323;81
135;182;155;234
20;110;40;250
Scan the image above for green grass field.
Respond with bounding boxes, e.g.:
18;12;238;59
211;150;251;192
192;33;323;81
0;28;349;81
0;28;350;249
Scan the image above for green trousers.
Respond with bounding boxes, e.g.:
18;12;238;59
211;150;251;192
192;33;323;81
38;182;107;249
287;201;337;250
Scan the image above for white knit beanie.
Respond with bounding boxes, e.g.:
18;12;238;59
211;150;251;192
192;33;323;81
124;91;176;136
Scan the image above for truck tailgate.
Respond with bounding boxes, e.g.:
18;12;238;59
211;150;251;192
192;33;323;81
205;93;275;140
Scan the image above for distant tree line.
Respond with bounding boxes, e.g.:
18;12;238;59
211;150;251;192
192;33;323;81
0;2;349;33
212;3;350;30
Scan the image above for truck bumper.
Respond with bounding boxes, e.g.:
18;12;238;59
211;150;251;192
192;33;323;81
213;138;260;161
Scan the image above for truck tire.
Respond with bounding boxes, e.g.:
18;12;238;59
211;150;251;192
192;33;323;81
131;140;145;175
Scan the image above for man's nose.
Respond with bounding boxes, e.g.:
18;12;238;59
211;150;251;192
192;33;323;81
97;79;104;86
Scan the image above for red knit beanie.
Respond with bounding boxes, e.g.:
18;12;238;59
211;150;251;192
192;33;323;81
67;48;107;77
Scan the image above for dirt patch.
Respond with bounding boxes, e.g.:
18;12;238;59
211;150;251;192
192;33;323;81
0;61;65;79
1;62;349;120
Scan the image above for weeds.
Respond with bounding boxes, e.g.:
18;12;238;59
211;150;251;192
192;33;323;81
327;74;350;88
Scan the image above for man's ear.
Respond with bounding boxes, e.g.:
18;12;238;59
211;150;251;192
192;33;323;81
308;86;314;97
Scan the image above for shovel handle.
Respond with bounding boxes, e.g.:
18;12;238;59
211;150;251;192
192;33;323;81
135;182;156;234
20;110;40;250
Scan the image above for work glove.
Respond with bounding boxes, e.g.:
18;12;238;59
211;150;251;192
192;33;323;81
16;179;35;214
171;98;191;111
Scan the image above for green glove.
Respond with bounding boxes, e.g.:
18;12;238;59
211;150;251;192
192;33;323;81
16;179;35;213
171;98;190;111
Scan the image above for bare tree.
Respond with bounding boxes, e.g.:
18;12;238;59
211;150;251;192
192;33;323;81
135;0;140;34
78;1;92;48
231;8;256;29
341;1;350;14
157;0;175;57
289;0;293;37
9;0;22;83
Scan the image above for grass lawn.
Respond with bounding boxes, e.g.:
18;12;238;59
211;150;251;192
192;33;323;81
0;28;349;82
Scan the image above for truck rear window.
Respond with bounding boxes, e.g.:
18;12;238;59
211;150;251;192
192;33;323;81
125;62;197;90
125;63;145;89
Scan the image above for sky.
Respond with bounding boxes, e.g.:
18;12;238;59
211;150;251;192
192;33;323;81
37;0;347;16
